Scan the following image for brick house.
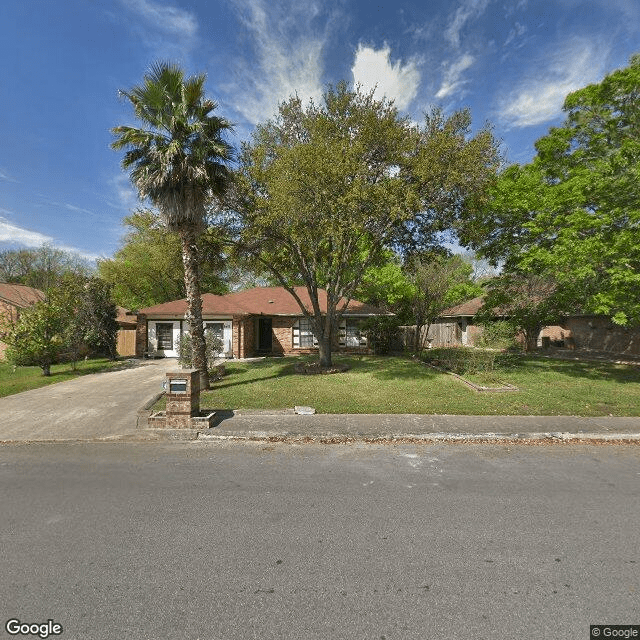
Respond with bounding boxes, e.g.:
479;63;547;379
0;283;46;359
135;286;391;359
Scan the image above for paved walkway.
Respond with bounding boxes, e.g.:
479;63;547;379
0;359;170;442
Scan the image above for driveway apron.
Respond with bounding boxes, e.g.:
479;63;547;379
0;360;172;442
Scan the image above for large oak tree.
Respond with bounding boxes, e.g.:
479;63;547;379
229;83;499;367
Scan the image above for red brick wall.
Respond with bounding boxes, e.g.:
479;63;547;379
563;316;640;355
135;313;147;357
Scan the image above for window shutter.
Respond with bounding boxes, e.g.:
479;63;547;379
293;320;300;347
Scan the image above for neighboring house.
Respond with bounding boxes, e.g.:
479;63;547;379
0;283;46;359
399;297;488;349
116;307;138;357
135;286;392;359
431;296;487;347
417;296;640;355
561;315;640;356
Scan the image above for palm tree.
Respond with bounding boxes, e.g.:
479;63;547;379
112;62;233;389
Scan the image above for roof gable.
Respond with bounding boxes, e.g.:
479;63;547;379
0;284;45;308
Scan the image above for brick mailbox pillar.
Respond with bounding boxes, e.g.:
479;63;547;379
165;369;200;429
146;369;215;432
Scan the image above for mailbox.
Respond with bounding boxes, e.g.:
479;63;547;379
169;378;187;394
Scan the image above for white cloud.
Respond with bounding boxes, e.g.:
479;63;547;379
497;38;610;128
119;0;198;59
435;53;475;99
0;211;101;261
225;0;331;126
0;213;54;247
110;174;140;211
0;168;18;183
504;22;527;48
351;45;421;110
444;0;491;49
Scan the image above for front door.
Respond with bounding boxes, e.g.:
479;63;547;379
257;318;272;352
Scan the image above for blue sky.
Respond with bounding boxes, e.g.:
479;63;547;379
0;0;638;262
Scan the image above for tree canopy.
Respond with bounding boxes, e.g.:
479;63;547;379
229;82;499;366
5;275;118;375
0;244;92;290
464;55;640;325
98;209;229;310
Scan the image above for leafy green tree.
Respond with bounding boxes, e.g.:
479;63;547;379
464;55;640;325
98;209;229;309
405;253;482;353
112;63;233;388
5;300;65;376
477;273;560;352
52;275;119;363
356;251;414;322
230;83;499;367
0;244;91;290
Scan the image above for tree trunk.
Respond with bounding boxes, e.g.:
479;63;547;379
414;323;424;354
524;330;539;352
179;226;209;390
317;334;332;368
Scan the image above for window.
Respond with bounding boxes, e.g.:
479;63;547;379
345;320;363;347
156;323;174;350
298;317;315;347
205;322;224;341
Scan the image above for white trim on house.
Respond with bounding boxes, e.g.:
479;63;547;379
292;317;369;349
339;318;368;348
147;317;233;358
293;317;318;348
147;320;182;357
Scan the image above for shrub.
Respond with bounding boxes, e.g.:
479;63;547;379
422;347;496;375
478;320;517;349
361;316;401;354
176;332;224;370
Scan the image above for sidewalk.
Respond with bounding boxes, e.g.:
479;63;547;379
192;410;640;443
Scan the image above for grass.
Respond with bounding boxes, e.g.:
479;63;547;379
174;354;640;416
0;358;134;398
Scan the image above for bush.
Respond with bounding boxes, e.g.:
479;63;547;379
423;347;522;376
361;316;401;354
175;332;224;370
478;320;517;349
422;347;497;375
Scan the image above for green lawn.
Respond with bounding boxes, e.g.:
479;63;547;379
0;358;133;398
189;354;640;416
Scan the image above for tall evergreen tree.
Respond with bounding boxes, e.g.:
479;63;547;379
112;63;233;388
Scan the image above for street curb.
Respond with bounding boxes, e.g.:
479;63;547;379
2;431;640;446
196;431;640;444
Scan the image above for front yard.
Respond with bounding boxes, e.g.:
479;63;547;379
0;358;132;398
189;354;640;416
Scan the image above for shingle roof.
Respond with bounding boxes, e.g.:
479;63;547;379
116;306;137;327
439;296;485;317
0;283;45;308
137;286;391;318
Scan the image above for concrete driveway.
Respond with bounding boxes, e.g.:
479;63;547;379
0;359;173;442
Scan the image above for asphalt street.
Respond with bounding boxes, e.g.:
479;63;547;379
1;441;638;640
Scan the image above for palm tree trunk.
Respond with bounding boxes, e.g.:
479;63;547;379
180;226;209;390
